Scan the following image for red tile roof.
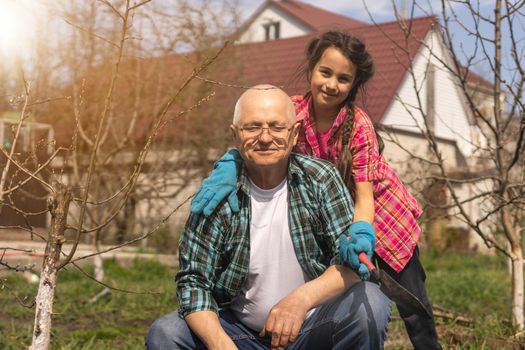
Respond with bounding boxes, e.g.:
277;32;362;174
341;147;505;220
272;0;366;31
209;16;437;124
462;67;493;91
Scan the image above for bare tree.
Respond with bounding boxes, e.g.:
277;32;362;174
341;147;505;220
0;0;238;348
365;0;524;330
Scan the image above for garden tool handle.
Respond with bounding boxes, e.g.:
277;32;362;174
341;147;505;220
358;252;376;272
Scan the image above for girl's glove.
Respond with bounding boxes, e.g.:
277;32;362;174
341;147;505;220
339;221;376;280
191;149;242;216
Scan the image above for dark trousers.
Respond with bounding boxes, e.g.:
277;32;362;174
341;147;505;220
146;282;391;350
374;246;442;350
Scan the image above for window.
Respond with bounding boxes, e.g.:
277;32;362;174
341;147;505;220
0;120;53;154
426;64;436;133
263;21;280;40
0;121;29;151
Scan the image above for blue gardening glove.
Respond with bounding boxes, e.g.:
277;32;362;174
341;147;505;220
339;221;376;280
191;149;242;216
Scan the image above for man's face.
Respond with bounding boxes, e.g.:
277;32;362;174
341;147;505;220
231;93;299;169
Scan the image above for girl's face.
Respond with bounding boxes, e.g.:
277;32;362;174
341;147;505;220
310;47;356;114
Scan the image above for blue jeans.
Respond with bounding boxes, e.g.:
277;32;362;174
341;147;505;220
146;282;391;350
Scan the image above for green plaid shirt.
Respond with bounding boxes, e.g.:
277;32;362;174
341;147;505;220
176;153;354;317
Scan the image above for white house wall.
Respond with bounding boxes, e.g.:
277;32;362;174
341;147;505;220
380;131;459;181
381;30;474;162
238;6;310;43
378;29;499;252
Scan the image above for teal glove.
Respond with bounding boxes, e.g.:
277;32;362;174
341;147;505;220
339;221;376;280
191;149;242;216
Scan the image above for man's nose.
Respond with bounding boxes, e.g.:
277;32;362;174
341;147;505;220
258;128;273;143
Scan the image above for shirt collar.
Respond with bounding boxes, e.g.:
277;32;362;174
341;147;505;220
237;154;303;196
303;92;348;136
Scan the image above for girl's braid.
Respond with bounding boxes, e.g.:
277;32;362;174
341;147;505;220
338;104;384;200
338;103;356;198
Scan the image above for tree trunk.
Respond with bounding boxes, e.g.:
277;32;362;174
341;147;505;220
511;246;524;329
94;253;104;281
30;185;72;350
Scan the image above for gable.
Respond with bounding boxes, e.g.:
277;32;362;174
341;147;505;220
381;28;476;156
237;0;365;44
238;5;311;43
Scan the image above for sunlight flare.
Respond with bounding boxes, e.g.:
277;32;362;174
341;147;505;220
0;0;36;56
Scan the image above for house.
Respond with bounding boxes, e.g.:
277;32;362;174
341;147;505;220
211;0;489;251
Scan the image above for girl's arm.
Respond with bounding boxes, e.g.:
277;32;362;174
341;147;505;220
340;109;378;279
353;181;374;223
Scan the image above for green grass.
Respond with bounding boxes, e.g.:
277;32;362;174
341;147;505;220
386;250;518;349
0;252;521;349
423;250;511;317
0;259;177;349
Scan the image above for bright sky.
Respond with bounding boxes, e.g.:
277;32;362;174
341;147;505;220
237;0;400;20
0;0;49;71
0;1;34;52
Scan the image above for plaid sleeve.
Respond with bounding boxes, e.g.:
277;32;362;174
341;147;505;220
317;164;355;265
176;211;225;317
350;108;380;183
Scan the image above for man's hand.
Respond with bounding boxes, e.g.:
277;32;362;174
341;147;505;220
259;293;309;350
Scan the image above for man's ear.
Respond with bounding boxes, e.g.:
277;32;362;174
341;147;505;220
230;124;238;140
291;122;301;146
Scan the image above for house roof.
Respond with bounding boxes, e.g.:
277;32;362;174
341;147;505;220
211;15;437;124
271;0;366;31
462;67;493;92
47;16;438;147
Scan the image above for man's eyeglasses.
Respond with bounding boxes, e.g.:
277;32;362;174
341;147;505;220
237;125;294;139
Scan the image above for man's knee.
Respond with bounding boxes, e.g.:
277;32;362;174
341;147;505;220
337;282;391;341
146;311;193;350
319;282;390;349
361;282;391;331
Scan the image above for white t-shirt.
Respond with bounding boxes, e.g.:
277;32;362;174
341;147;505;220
230;178;308;331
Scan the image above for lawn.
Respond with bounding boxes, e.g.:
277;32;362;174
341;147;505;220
0;251;521;349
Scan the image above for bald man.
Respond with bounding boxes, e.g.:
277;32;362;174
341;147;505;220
146;86;390;350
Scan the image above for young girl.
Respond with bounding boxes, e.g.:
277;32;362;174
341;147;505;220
191;31;441;350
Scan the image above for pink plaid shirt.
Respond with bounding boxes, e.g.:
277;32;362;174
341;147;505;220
292;93;422;272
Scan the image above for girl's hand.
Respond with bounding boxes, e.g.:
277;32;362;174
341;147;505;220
339;221;376;279
191;149;242;216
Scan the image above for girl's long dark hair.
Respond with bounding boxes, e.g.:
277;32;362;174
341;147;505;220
304;31;384;195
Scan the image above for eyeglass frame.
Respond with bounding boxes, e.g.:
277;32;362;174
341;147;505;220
234;123;298;140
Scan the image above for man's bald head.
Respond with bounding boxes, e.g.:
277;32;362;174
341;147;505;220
233;85;296;125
